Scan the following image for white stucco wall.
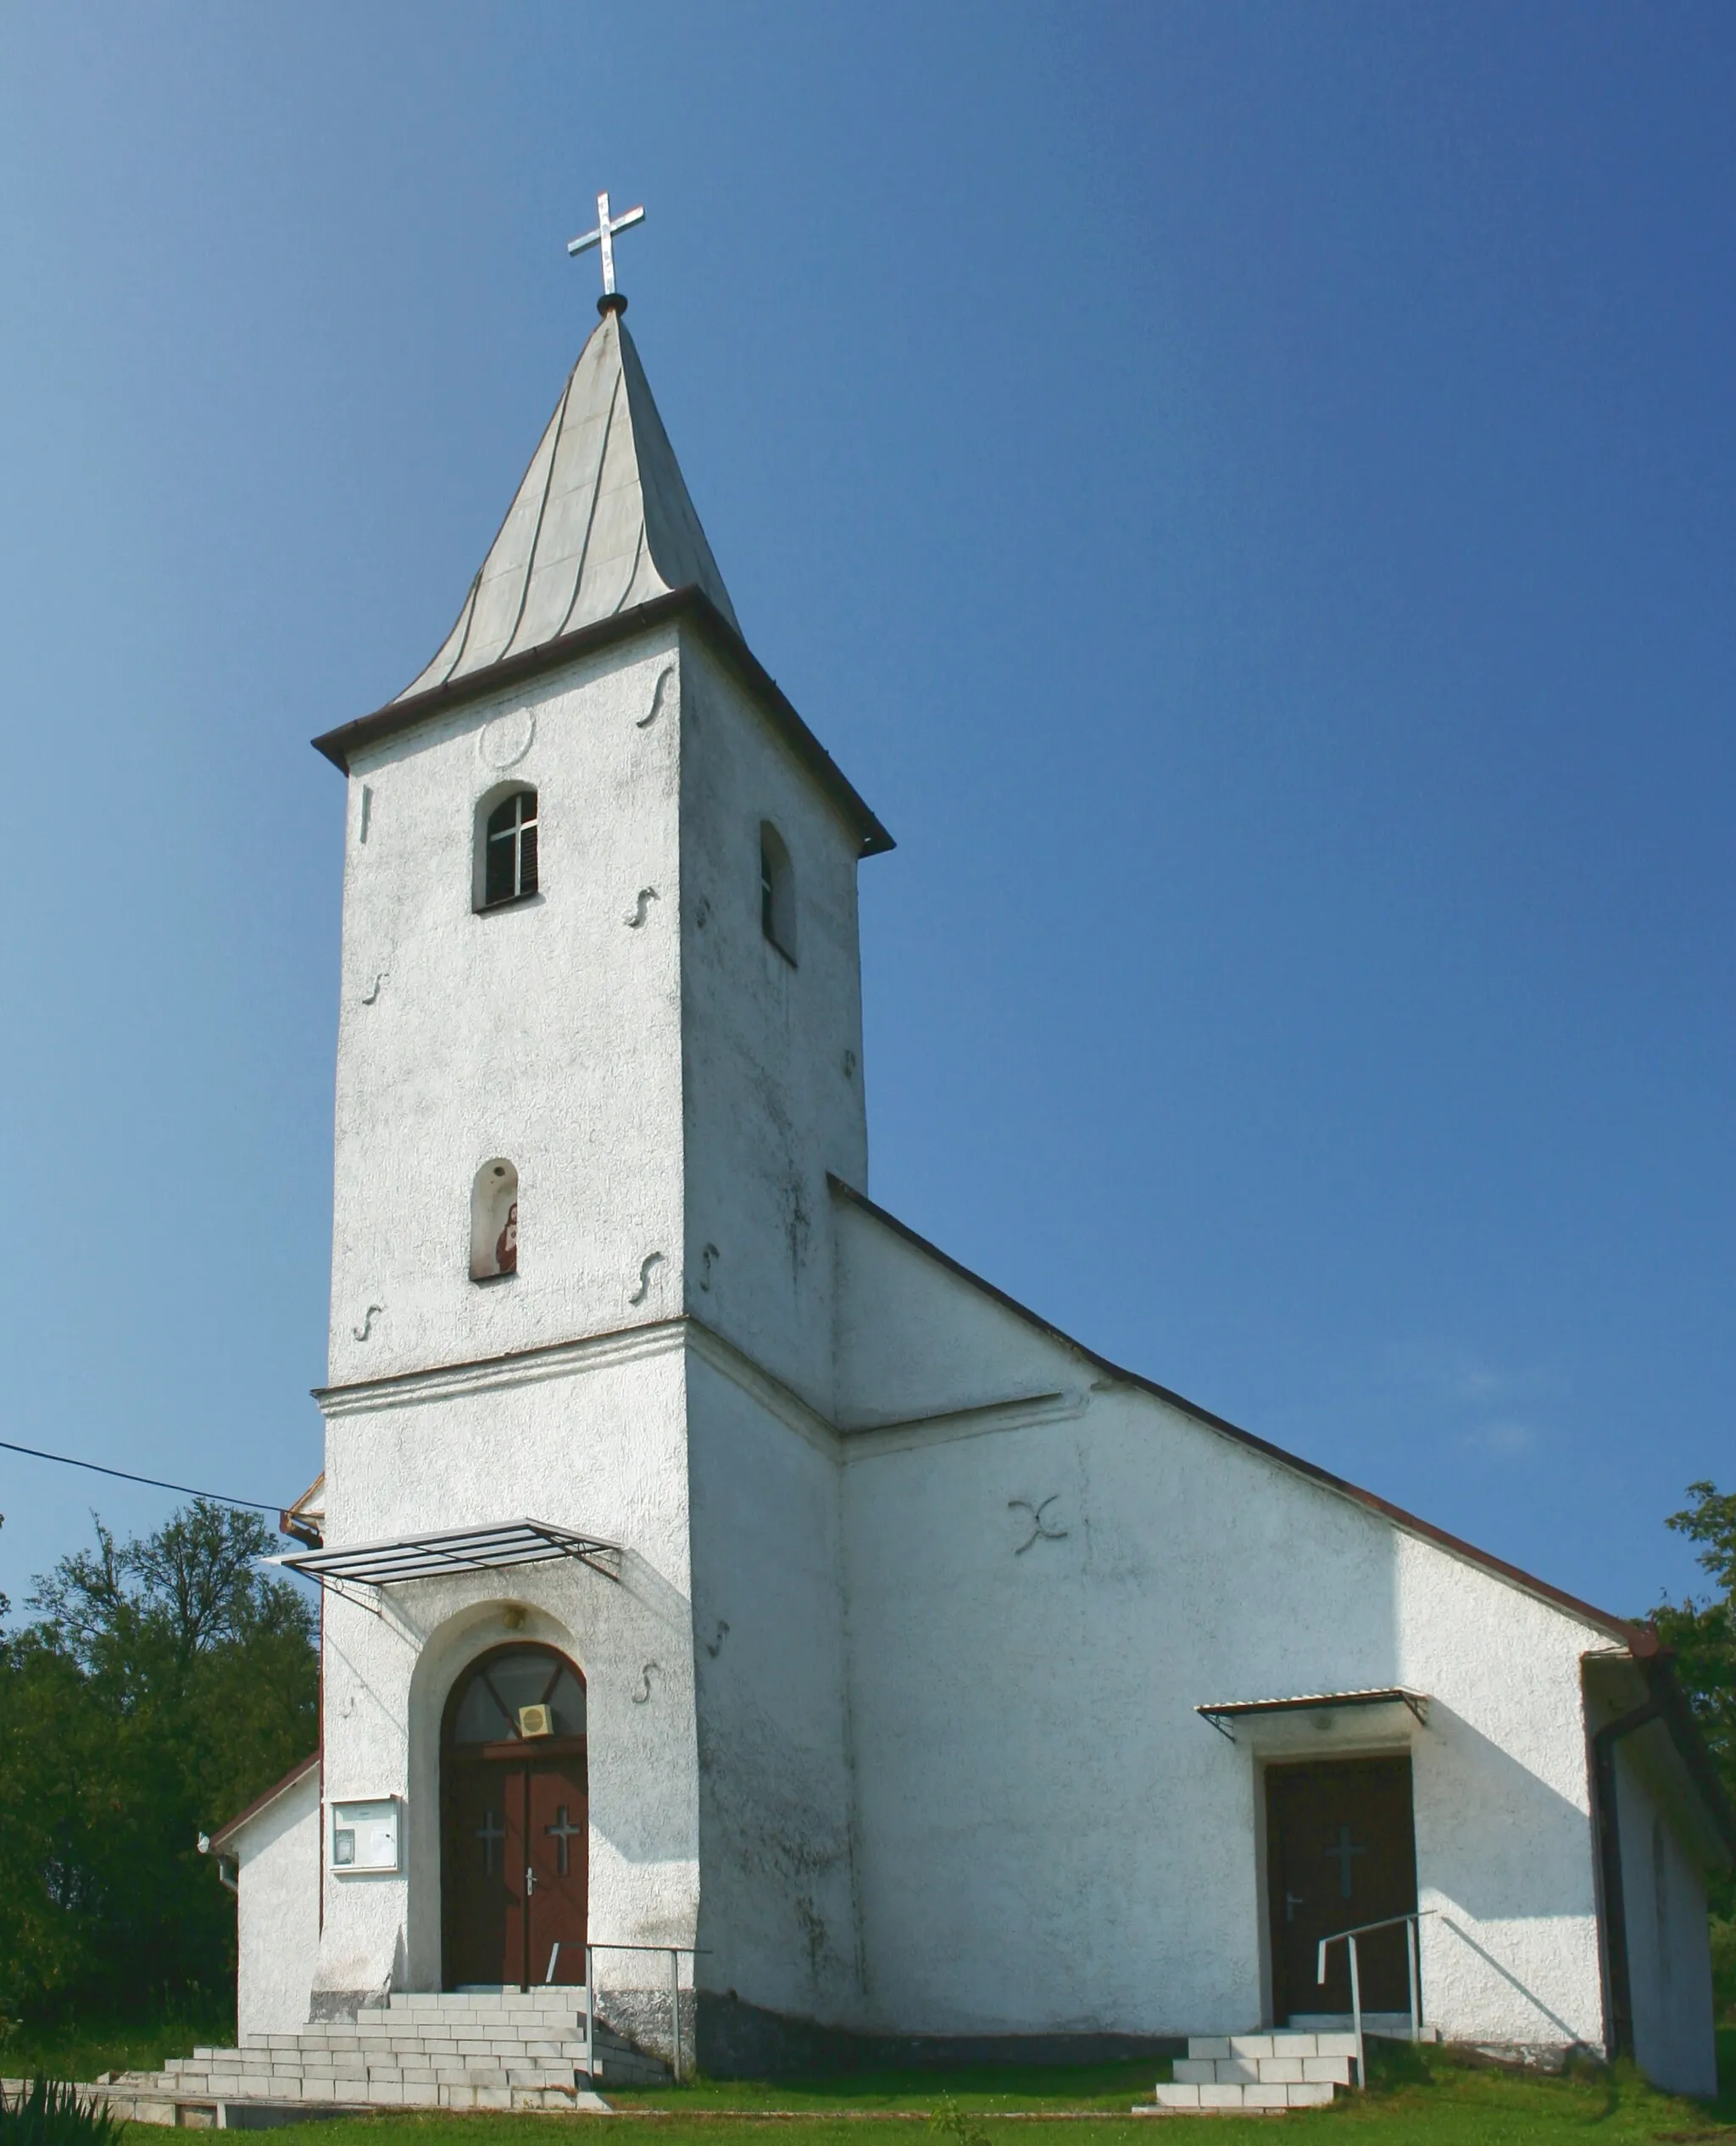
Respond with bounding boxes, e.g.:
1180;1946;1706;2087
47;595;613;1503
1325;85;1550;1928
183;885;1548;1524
313;620;715;2004
233;1768;320;2037
677;633;869;1420
329;627;688;1391
686;1344;858;2024
1389;1535;1605;2050
833;1196;1616;2048
314;1335;699;2002
1615;1728;1718;2096
665;629;872;2030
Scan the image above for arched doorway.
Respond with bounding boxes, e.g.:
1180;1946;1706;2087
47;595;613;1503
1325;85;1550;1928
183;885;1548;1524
442;1643;588;1989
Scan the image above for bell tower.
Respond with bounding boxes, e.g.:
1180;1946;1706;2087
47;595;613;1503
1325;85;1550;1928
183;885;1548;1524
316;293;888;1406
307;244;890;2015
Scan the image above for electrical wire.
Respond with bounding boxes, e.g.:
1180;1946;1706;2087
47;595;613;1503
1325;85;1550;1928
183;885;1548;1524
0;1437;282;1513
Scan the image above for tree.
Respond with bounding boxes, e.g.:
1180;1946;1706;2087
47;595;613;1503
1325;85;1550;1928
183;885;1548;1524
0;1501;318;2024
1653;1480;1736;1931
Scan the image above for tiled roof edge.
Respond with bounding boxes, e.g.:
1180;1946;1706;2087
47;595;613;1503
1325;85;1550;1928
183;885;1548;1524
827;1173;1649;1653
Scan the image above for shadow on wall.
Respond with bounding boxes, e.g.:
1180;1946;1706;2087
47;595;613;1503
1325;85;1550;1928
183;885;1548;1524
693;1681;857;2009
1418;1702;1596;1923
593;1549;700;1870
1433;1915;1587;2044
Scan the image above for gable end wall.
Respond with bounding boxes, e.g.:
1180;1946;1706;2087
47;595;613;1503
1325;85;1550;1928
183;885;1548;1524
832;1195;1616;2046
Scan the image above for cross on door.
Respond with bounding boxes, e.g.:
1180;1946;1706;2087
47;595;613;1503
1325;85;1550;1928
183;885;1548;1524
475;1809;505;1876
543;1803;582;1877
1323;1824;1368;1899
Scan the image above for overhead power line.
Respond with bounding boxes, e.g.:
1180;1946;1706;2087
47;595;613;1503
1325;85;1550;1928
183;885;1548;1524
0;1437;283;1514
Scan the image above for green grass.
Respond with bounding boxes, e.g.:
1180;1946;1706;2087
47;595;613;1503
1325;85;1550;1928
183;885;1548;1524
0;2009;233;2086
3;2017;1728;2143
76;2028;1733;2146
604;2057;1161;2115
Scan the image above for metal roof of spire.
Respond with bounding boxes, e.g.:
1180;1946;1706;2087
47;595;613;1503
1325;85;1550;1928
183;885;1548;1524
314;275;891;857
394;298;738;705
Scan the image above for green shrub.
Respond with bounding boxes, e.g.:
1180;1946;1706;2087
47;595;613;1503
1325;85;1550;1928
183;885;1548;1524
1711;1914;1736;2023
0;1502;316;2022
0;2078;122;2146
928;2092;993;2146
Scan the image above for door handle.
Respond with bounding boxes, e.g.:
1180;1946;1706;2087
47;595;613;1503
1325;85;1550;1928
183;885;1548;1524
526;1866;537;1896
1284;1892;1305;1922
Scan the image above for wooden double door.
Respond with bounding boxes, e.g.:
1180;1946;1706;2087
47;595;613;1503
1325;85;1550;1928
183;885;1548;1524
442;1748;589;1989
1266;1756;1417;2021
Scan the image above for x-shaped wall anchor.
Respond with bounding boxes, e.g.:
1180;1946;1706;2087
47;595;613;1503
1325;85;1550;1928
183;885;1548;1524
1009;1496;1068;1554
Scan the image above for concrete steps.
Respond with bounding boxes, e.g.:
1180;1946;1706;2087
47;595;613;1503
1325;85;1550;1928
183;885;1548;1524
1290;2010;1439;2043
88;1989;666;2121
1136;2032;1359;2114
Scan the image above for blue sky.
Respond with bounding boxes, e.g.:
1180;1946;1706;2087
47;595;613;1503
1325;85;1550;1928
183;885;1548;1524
0;4;1730;1618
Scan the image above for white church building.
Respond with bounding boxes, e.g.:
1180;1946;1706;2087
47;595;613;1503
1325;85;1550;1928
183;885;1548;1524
211;254;1730;2098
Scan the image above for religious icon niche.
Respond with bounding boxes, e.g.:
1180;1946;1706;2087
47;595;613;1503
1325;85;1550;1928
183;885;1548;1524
470;1158;520;1280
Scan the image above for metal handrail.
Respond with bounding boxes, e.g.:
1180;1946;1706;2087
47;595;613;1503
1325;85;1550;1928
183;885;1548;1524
566;1941;707;2084
1316;1909;1435;2088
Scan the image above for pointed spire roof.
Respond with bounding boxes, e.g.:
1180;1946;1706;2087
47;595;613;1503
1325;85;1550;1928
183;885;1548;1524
315;300;892;857
396;302;738;703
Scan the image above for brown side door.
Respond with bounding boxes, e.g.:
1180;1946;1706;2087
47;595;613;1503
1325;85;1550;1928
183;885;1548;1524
443;1757;529;1987
1266;1755;1417;2021
526;1759;589;1986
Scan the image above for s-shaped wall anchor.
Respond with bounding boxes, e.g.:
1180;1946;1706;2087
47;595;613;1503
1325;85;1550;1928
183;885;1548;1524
637;663;675;728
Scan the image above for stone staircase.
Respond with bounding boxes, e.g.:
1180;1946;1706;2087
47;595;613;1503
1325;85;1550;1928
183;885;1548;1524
1136;2030;1360;2114
87;1989;669;2123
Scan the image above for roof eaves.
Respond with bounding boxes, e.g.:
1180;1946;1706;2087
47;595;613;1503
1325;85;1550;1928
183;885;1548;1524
209;1749;320;1852
826;1173;1647;1653
285;1470;326;1519
1643;1656;1736;1863
310;588;894;860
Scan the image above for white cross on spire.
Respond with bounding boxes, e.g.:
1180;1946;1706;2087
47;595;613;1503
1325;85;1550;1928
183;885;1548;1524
567;189;645;298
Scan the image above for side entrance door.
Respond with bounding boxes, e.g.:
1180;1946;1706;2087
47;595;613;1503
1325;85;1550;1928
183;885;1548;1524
1266;1755;1417;2022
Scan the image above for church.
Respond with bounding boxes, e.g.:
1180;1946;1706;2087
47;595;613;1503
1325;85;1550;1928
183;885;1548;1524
208;209;1729;2102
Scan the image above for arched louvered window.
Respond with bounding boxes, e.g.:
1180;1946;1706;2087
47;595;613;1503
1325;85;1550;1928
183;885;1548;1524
445;1645;586;1748
760;822;796;964
478;788;538;910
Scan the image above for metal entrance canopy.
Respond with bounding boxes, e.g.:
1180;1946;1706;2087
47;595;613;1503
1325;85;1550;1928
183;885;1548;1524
1196;1686;1429;1741
273;1518;621;1588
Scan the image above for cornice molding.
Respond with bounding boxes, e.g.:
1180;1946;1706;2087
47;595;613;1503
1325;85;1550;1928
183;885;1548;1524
315;1312;1088;1467
314;1318;687;1419
837;1387;1088;1460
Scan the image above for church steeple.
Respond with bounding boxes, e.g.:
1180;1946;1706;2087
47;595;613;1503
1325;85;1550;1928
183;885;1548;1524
314;247;891;1404
396;304;739;705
